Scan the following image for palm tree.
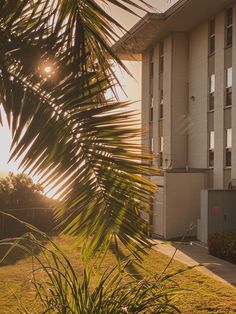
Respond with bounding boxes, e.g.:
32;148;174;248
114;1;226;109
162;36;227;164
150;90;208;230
0;0;156;258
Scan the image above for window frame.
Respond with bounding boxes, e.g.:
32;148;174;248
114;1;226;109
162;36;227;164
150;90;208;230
226;8;233;47
225;67;233;107
159;136;164;167
209;18;215;55
159;89;164;119
225;128;232;167
209;131;214;168
208;74;215;111
159;42;164;73
150;96;154;122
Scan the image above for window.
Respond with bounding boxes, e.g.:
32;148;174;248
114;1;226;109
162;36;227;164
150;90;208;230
210;131;215;150
226;67;232;107
210;74;215;93
226;67;232;88
209;74;215;110
159;136;164;167
150;62;154;78
159;42;164;73
226;128;232;148
209;19;215;54
150;137;154;154
150;96;154;122
159;89;164;119
160;136;164;152
209;131;214;167
226;128;232;167
149;48;154;78
149;124;153;156
226;8;233;47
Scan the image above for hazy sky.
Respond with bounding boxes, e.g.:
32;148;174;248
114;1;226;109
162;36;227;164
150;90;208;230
0;0;177;178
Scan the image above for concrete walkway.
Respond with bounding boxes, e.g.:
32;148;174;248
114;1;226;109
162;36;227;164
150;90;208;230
152;240;236;287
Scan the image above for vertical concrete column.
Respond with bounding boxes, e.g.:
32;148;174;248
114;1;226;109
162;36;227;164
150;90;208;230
214;13;225;188
231;5;236;179
171;32;189;168
141;50;150;156
163;35;172;168
152;43;160;167
188;22;208;169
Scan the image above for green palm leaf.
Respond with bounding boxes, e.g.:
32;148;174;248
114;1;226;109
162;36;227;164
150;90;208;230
0;0;156;258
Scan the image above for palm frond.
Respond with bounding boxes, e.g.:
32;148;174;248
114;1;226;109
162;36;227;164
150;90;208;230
0;0;157;258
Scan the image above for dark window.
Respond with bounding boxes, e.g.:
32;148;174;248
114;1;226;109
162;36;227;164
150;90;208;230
209;93;215;110
226;88;232;107
227;8;233;27
209;74;215;111
226;67;232;107
150;62;154;78
209;150;214;168
209;131;214;168
209;37;215;55
227;26;233;46
226;149;232;167
150;126;153;155
160;90;164;119
225;128;232;167
150;96;154;122
209;19;215;54
226;8;233;47
150;107;153;122
159;42;164;73
159;105;163;119
159;152;163;167
159;137;163;167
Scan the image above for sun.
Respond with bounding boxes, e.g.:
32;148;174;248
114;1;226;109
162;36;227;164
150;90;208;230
38;61;56;78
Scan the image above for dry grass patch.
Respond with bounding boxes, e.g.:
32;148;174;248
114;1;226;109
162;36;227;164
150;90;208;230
0;236;236;313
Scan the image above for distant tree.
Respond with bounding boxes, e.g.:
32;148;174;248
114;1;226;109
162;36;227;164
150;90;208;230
0;172;52;209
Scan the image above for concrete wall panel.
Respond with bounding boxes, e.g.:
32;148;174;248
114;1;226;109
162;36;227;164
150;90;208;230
164;172;207;239
188;22;208;168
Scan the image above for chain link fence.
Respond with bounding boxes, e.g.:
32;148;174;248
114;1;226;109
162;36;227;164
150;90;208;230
0;208;56;238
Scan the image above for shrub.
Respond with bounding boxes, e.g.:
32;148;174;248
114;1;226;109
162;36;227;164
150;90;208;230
208;230;236;264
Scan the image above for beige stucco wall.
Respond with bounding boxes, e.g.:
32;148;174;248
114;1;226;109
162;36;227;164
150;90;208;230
164;172;207;239
188;22;208;169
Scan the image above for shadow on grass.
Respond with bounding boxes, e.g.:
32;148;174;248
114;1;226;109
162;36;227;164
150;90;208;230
109;242;144;280
0;236;48;267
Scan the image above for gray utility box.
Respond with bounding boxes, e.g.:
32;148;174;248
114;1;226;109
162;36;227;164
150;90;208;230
200;190;236;243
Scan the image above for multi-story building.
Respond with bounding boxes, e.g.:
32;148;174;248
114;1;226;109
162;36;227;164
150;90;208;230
115;0;236;242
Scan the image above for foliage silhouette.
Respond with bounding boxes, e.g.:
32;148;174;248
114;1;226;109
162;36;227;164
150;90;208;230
0;0;157;258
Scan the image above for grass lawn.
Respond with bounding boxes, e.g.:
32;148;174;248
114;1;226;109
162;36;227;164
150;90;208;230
0;236;236;313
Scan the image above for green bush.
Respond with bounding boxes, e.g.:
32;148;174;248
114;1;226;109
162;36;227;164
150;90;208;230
208;231;236;264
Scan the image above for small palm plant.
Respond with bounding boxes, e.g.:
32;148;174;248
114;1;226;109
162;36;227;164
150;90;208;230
0;231;182;314
0;212;186;313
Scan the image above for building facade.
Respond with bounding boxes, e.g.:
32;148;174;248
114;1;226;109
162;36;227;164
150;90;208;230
115;0;236;241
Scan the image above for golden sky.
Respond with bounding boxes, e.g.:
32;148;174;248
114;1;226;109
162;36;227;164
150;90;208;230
0;0;177;178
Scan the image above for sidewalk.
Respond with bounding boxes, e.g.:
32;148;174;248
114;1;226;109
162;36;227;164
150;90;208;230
152;240;236;287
